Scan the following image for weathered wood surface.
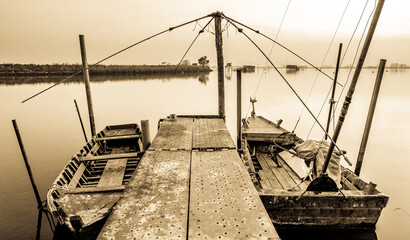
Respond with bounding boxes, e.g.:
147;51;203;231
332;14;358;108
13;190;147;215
98;117;279;239
79;152;142;161
96;134;141;141
193;118;235;149
67;163;86;189
105;128;136;136
189;150;279;239
243;116;287;136
65;185;125;194
97;158;127;187
260;189;389;228
150;118;193;150
98;150;191;239
256;152;308;191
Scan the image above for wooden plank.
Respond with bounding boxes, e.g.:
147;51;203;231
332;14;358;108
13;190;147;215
277;153;309;190
79;152;142;162
65;185;125;194
261;153;295;190
278;151;310;179
67;163;87;189
88;142;100;156
98;150;190;240
192;118;235;149
97;159;127;187
96;134;141;141
150;118;193;150
189;150;280;239
258;170;273;191
256;153;283;190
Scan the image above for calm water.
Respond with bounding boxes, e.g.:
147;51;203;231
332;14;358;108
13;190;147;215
0;69;409;239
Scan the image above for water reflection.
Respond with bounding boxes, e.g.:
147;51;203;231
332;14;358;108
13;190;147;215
0;72;211;86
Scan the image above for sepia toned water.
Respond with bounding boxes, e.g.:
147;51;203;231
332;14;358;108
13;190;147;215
0;68;409;239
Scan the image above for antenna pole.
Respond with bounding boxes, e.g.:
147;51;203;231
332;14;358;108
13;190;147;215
325;43;342;139
79;35;96;137
355;59;386;176
214;12;225;119
321;0;385;174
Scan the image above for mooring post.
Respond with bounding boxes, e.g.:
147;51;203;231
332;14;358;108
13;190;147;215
237;69;242;148
321;0;385;175
74;99;88;143
355;59;386;176
12;120;43;209
214;12;225;119
141;120;151;151
79;35;96;137
325;43;342;140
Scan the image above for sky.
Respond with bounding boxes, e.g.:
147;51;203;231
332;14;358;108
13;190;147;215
1;0;409;67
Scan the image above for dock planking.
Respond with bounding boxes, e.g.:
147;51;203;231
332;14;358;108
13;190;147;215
98;116;279;239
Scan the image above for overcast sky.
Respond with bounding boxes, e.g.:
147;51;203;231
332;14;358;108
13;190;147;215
1;0;409;66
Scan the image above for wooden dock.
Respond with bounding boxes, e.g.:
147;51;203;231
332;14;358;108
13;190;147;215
97;116;279;239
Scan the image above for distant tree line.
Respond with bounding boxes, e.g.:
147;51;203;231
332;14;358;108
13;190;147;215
0;63;212;76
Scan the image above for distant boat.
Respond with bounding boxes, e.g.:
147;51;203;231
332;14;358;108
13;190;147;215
47;124;144;236
242;65;256;73
286;65;300;72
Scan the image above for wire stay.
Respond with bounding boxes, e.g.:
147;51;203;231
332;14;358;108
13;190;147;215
22;14;213;103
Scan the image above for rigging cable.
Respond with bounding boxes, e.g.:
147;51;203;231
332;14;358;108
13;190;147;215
173;17;214;74
293;0;350;133
225;17;347;156
21;14;213;103
223;14;342;86
253;0;292;98
306;0;374;138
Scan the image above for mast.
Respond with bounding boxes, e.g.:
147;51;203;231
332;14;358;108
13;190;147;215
214;12;225;119
325;43;342;140
321;0;385;175
79;35;96;137
355;59;386;176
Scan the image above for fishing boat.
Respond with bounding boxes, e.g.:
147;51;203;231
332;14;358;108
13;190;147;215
47;123;144;235
240;114;389;229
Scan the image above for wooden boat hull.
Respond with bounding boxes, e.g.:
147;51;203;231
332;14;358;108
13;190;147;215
47;123;144;234
241;116;389;229
260;189;388;229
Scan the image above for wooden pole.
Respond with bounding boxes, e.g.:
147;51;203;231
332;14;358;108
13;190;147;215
12;119;43;209
79;35;96;137
237;70;242;148
321;0;385;174
214;12;225;119
74;99;88;143
141;120;151;151
325;43;342;140
355;59;386;176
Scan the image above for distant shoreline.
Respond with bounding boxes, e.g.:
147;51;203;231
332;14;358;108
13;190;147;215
0;63;212;77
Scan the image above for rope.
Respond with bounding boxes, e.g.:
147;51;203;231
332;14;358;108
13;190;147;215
223;14;342;86
335;0;375;110
306;0;374;138
294;0;350;133
173;17;214;74
254;0;292;97
225;17;347;158
21;14;213;103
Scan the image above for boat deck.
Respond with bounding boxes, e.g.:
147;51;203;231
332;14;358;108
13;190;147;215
256;151;309;191
97;116;279;239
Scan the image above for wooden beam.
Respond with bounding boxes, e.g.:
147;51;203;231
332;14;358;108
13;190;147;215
65;185;125;194
95;134;141;141
68;163;87;189
79;152;143;162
